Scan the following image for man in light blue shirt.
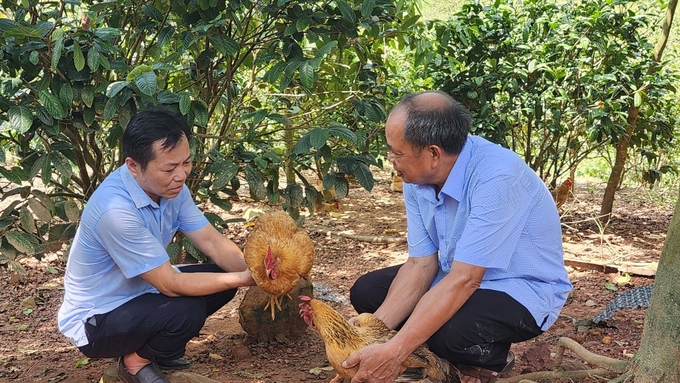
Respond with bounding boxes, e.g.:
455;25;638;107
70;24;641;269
57;109;256;383
344;91;572;383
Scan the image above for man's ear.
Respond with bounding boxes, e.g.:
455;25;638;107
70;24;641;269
125;157;140;176
428;145;441;160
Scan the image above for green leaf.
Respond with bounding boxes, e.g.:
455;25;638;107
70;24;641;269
8;106;33;134
141;4;164;21
179;94;191;115
19;206;36;234
166;241;180;263
292;134;312;155
50;151;73;180
87;47;100;72
309;128;329;149
74;357;90;368
35;106;54;126
328;123;357;142
39;91;67;119
324;173;349;199
299;61;315;88
59;83;74;108
262;61;286;83
29;50;39;65
211;160;239;190
211;35;240;57
5;231;36;255
244;165;266;201
126;64;153;80
106;81;128;98
134;72;158;96
51;36;64;71
81;85;94;108
73;41;85;71
296;17;310;32
336;0;356;23
209;196;232;212
191;100;208;127
64;201;80;222
158;26;175;47
83;107;95;126
28;196;53;222
352;162;374;191
29;156;47;179
633;92;642;108
604;282;618;292
361;0;376;18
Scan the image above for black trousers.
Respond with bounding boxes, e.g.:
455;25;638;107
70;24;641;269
349;265;544;372
78;264;237;362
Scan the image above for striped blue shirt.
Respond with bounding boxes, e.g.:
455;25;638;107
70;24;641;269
405;136;572;330
57;165;209;347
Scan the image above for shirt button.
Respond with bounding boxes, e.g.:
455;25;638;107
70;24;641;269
439;235;444;239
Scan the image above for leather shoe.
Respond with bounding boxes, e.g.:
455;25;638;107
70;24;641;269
156;358;191;370
117;358;169;383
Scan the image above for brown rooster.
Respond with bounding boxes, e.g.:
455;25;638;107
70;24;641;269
244;210;315;320
552;177;573;208
299;296;459;383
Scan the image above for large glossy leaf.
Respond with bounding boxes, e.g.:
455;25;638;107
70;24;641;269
50;151;73;180
8;106;33;134
106;81;129;98
5;231;36;255
134;72;158;96
73;41;85;71
59;82;74;108
39;90;67;119
299;61;315;88
244;165;267;201
51;36;64;71
28;196;53;222
336;0;356;24
309;127;329;149
19;206;36;234
64;201;81;222
211;159;239;190
81;84;94;107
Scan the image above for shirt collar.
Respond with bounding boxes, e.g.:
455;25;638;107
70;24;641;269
120;165;159;209
440;136;472;202
412;136;472;203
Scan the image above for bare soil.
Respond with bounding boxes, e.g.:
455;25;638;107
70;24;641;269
0;171;670;383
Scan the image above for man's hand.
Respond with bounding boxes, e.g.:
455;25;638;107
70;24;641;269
343;342;403;383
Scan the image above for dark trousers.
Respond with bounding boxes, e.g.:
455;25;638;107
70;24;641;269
349;265;544;372
78;264;237;362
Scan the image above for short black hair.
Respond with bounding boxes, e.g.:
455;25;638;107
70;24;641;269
397;90;471;155
122;108;192;170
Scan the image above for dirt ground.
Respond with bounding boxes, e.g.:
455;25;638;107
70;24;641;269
0;170;670;383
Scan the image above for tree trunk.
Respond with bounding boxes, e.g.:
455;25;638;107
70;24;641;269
599;108;638;223
626;187;680;382
599;0;676;224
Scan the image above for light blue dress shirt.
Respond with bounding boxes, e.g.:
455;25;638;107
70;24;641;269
405;136;572;331
57;165;209;347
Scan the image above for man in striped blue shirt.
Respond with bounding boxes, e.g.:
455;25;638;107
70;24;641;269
344;91;572;383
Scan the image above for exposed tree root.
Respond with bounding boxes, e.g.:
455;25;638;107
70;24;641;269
554;337;629;373
498;368;617;383
497;337;630;383
313;229;406;243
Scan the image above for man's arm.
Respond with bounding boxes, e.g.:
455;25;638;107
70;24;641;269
184;224;248;272
374;254;439;329
140;261;254;297
141;224;256;297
